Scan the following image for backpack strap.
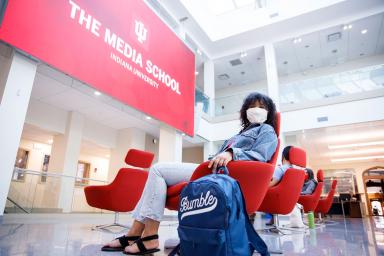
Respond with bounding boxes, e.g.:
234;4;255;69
237;181;270;256
168;244;180;256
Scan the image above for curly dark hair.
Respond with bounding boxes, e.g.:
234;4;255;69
239;92;277;132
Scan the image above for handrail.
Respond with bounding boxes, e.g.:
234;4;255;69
13;167;108;183
6;197;29;213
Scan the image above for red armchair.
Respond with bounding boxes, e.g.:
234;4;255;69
166;161;275;214
166;112;281;213
258;147;306;226
297;170;324;213
84;149;154;232
315;179;338;221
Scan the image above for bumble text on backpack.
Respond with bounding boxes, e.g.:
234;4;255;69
172;166;269;256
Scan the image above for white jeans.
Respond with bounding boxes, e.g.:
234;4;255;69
132;162;199;222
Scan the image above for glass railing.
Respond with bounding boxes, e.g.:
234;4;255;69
212;64;384;116
6;167;108;213
195;88;210;114
280;64;384;106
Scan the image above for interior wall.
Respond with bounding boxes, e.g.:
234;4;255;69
182;146;204;164
145;134;159;164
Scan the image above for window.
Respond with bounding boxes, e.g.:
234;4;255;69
12;148;29;182
76;161;90;186
40;155;50;183
322;169;357;195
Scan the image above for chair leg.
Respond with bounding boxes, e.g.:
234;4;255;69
261;215;288;235
92;212;131;233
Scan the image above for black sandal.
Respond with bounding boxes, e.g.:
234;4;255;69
101;235;140;252
123;234;160;255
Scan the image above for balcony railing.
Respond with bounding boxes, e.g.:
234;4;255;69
6;167;108;214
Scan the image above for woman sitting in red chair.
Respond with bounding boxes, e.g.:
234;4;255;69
301;168;318;195
103;92;278;255
269;146;294;187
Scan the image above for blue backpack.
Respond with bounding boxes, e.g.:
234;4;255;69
170;166;269;256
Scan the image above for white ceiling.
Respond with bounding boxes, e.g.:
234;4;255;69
157;0;384;59
180;0;345;41
294;120;384;166
213;47;266;90
31;64;162;134
210;12;384;92
275;12;384;76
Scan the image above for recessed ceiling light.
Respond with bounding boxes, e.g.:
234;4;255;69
240;52;247;58
331;155;384;162
328;148;384;157
361;29;368;34
145;116;152;120
196;49;202;55
332;49;338;54
343;24;353;30
241;71;245;75
105;154;110;158
293;38;302;44
348;24;352;29
360;53;365;56
328;141;384;149
283;61;288;65
305;45;310;48
256;57;261;61
94;91;101;96
181;133;186;136
195;71;199;75
310;64;314;68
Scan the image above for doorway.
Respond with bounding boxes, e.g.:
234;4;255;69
363;167;384;216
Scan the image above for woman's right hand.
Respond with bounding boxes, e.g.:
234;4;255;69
208;151;233;173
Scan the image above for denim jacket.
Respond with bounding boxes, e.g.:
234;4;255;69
215;123;278;162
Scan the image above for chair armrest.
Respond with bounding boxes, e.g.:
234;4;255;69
167;182;188;197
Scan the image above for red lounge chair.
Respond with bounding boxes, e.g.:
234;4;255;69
315;180;338;222
84;149;154;232
298;170;324;213
258;147;306;228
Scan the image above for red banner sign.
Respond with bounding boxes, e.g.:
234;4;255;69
0;0;195;135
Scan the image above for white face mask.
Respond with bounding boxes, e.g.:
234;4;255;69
246;107;268;124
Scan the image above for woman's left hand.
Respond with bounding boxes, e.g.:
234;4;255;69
208;151;233;173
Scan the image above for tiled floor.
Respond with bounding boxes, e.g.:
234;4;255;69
0;213;383;255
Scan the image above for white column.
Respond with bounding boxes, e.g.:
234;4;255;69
108;128;146;181
264;43;285;162
203;141;216;161
158;124;182;162
48;112;84;213
204;60;215;117
0;52;37;215
264;43;280;111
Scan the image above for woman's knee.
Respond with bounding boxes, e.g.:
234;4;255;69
149;162;167;176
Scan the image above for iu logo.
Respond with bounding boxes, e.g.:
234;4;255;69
135;20;147;44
